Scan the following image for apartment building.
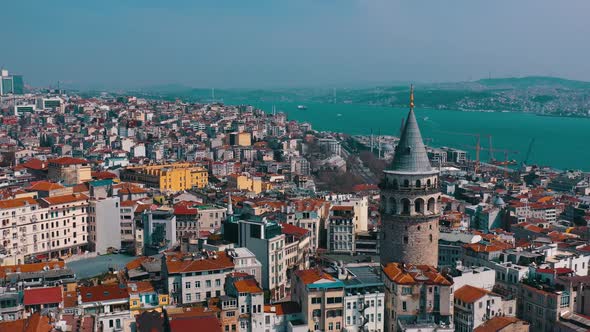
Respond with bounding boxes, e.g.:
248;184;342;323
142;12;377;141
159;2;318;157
327;206;356;254
47;157;92;185
281;223;311;273
78;284;132;332
342;265;385;332
120;162;208;192
225;273;264;332
238;219;287;301
381;262;454;332
0;193;91;265
326;194;369;232
142;208;177;255
226;247;263;286
163;251;235;305
292;269;345;332
119;200;138;251
88;197;121;254
454;285;516;332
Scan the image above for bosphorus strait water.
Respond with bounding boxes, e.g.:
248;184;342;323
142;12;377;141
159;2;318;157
226;100;590;171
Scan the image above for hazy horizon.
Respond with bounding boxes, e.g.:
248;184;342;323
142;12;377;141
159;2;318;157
5;0;590;89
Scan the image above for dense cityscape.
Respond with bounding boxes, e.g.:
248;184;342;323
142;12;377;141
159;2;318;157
0;67;589;332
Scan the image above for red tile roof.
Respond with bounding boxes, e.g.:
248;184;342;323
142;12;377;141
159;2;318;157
27;181;65;192
79;284;129;303
463;243;504;253
20;158;48;171
127;281;155;294
281;223;310;238
63;291;78;308
264;301;301;315
23;286;63;306
474;316;528;332
165;251;234;274
126;256;150;271
0;312;52;332
174;201;198;215
454;285;491;303
115;182;148;195
295;269;335;285
40;193;88;206
331;205;354;211
290;198;328;213
382;263;452;286
233;279;263;294
91;171;118;180
0;197;38;210
48;157;89;165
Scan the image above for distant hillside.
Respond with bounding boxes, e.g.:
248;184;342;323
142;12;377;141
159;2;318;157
476;76;590;89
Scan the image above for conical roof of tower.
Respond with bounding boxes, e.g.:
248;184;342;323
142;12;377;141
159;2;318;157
389;106;433;173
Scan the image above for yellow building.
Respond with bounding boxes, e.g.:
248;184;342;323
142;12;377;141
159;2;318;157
229;132;251;146
128;281;169;315
228;173;273;194
121;163;208;192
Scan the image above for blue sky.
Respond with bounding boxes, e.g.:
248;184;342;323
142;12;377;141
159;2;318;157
4;0;590;89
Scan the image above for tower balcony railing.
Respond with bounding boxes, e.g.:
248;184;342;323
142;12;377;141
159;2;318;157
379;183;440;195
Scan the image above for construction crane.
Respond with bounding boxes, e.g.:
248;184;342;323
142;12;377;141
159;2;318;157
435;130;481;172
460;144;520;166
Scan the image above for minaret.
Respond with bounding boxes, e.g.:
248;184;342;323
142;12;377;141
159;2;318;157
380;85;440;267
227;192;234;216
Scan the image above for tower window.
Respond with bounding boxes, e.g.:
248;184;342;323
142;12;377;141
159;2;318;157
403;236;408;244
416;180;421;188
428;198;435;213
415;198;425;214
389;197;397;215
403;179;409;188
401;199;411;215
427;179;432;187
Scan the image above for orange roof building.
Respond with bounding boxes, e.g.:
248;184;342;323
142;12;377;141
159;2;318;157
474;316;530;332
381;262;454;330
163;251;235;305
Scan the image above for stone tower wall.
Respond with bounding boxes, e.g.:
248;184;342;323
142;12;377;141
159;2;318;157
380;170;441;267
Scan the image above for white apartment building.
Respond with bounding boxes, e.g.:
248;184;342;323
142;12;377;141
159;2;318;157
454;285;516;332
225;274;265;332
163;250;235;305
238;219;287;301
88;197;121;254
325;194;369;232
226;247;263;286
0;194;90;265
342;266;385;332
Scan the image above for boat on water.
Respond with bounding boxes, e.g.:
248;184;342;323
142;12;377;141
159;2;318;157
297;105;307;110
423;116;429;121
